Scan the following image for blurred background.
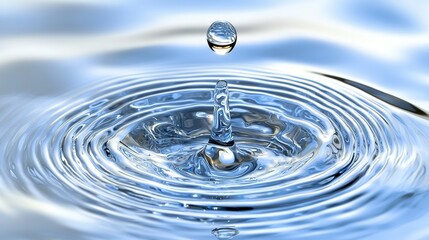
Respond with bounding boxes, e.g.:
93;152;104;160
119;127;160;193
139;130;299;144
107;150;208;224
1;0;429;239
0;0;428;107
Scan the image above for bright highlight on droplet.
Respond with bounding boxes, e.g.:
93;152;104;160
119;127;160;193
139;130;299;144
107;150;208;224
207;21;237;55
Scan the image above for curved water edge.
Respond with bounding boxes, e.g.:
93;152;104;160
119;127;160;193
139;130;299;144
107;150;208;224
1;67;429;239
316;72;429;117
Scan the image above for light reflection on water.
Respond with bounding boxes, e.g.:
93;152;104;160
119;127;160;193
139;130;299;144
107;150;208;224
1;1;429;240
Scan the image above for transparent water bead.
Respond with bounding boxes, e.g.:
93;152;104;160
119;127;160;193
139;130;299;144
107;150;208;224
207;21;237;55
212;227;239;240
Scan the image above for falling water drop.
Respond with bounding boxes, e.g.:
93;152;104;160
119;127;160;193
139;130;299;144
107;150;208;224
207;21;237;55
212;227;239;240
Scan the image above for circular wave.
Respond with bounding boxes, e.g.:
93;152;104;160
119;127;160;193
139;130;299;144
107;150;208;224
1;67;429;240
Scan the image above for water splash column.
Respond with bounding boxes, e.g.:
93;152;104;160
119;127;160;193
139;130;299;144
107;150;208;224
210;80;234;146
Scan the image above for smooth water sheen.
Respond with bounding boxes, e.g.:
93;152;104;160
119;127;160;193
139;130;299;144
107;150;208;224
1;1;429;240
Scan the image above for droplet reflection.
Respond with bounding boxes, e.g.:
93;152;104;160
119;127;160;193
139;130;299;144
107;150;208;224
212;227;239;240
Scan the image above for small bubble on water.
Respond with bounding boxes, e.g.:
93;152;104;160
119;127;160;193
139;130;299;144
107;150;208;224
207;21;237;55
212;227;239;240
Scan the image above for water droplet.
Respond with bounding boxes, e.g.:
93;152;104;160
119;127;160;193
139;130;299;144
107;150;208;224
212;227;239;240
207;21;237;55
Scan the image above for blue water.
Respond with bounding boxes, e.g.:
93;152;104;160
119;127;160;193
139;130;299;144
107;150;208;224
1;1;429;240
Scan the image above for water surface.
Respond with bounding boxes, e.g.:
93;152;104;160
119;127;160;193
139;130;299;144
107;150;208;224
1;1;429;240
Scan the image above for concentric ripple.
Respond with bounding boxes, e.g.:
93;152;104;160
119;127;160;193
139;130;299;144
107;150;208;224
1;67;429;240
